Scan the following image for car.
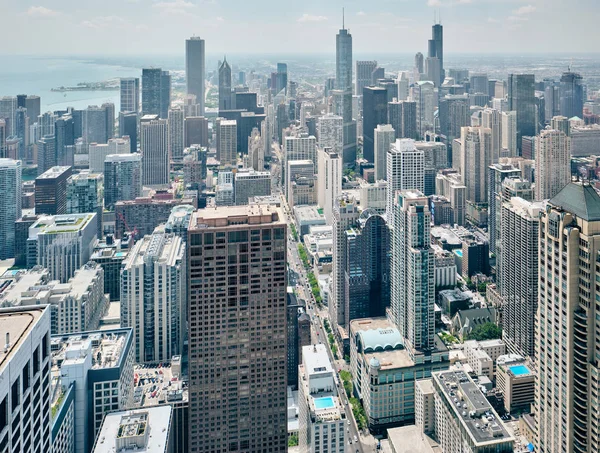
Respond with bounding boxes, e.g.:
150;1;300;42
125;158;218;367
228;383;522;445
353;435;358;442
348;440;352;445
347;420;350;425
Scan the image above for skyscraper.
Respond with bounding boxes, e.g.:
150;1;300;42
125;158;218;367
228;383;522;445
142;68;171;118
218;57;232;111
386;139;424;225
559;71;584;119
413;81;435;137
536;182;600;453
534;128;570;200
461;127;492;204
119;77;140;113
140;114;169;185
317;113;343;155
362;86;388;162
168;107;185;162
55;114;75;166
186;37;206;116
355;60;378;95
335;16;356;166
391;190;435;351
439;95;470;142
374;124;395;181
488;163;521;257
501;111;518;156
317;147;342;224
121;225;186;363
0;306;52;453
335;17;352;92
507;74;536;152
67;171;103;235
82;104;110;145
118;111;138;153
104;153;143;209
428;23;444;85
216;119;237;165
500;197;542;358
35;165;72;215
187;205;288;453
414;52;424;75
0;158;22;259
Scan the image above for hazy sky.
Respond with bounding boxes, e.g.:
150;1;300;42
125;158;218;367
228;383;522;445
2;0;599;55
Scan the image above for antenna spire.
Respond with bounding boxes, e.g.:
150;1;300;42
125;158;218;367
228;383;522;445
343;7;345;29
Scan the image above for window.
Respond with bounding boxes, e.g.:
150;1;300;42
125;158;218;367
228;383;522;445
22;362;30;392
11;378;20;412
0;397;7;432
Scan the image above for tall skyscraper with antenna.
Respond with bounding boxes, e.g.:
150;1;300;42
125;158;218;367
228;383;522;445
427;17;444;86
186;36;205;116
336;9;352;92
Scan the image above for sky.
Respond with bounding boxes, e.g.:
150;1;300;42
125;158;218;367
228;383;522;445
1;0;599;55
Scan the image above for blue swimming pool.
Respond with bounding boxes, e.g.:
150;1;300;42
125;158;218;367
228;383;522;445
509;365;530;376
454;250;463;257
314;397;335;410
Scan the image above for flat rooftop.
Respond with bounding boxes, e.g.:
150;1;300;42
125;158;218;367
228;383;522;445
35;166;70;180
51;329;131;371
92;406;172;453
302;344;332;376
190;204;284;229
0;306;46;373
32;213;95;234
433;370;515;446
0;268;48;306
350;318;414;369
131;362;188;408
388;425;441;453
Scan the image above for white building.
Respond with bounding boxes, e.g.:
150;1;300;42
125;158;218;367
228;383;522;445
234;169;272;205
461;126;492;204
535;128;571;201
287;159;315;204
51;328;135;453
121;227;186;363
92;406;173;453
104;153;143;209
501;111;517;157
88;137;130;173
216;119;237;165
0;306;52;453
436;171;466;226
0;158;22;259
374;124;395;181
298;344;346;453
285;132;317;176
386;139;424;225
317;114;343;156
412;81;435;136
317;147;342;224
464;339;506;380
32;213;98;283
215;171;234;206
141;115;169;185
359;180;387;213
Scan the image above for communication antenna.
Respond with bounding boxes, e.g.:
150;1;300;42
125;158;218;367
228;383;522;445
343;7;345;29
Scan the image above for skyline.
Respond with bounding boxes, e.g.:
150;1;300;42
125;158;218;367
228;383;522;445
2;0;600;55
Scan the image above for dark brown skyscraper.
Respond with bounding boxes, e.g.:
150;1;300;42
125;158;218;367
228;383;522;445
187;205;288;453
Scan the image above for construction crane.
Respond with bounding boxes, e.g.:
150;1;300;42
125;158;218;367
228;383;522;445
117;211;139;241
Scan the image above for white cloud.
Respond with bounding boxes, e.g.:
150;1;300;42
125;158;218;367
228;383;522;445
153;0;196;15
487;17;500;23
80;16;130;29
27;6;59;17
356;11;366;16
512;5;536;15
297;14;328;23
508;15;529;21
457;0;472;4
427;0;442;6
216;16;224;22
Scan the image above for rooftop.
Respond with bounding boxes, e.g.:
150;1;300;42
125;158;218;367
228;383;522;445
387;425;441;453
549;182;600;221
302;344;332;376
92;406;172;453
190;204;284;229
36;166;71;180
0;306;47;373
433;370;515;446
32;213;96;235
0;268;49;306
51;328;132;371
350;318;414;369
132;361;188;408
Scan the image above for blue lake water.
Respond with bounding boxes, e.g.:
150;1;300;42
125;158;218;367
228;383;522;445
0;55;142;112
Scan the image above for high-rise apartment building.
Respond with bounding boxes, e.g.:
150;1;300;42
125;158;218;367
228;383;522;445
140;114;169;185
234;169;272;205
187;205;288;453
336;22;352;92
534;128;571;200
0;158;22;259
31;213;98;283
119;77;140;113
388;100;417;140
82;104;113;145
390;190;435;351
0;306;52;453
501;111;517;156
355;60;378;95
218;58;232;111
0;96;17;136
317;113;343;155
185;116;209;147
413;81;436;137
168;107;185;162
67;171;103;235
331;194;360;330
386;139;424;226
508;74;536;151
488;163;521;257
536;182;600;453
500;197;543;358
559;71;584;119
55;114;75;166
119;111;138;153
186;37;206;116
284;132;317;178
461;127;492;204
317;147;342;224
481;108;502;162
216;119;237;165
35;165;72;215
374;124;395;181
298;344;346;453
121;226;186;363
104;153;143;209
362;86;388;162
439;95;470;141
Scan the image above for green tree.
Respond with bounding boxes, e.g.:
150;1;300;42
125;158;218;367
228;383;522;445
288;433;298;447
467;322;502;341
